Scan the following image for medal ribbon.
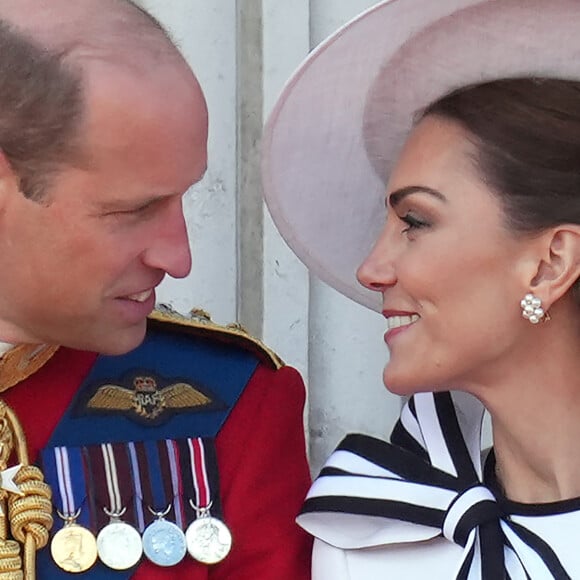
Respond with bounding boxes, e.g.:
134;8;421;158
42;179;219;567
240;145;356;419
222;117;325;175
41;446;90;529
189;438;211;509
177;438;223;522
127;442;146;532
101;443;123;514
166;440;186;531
90;443;135;528
127;440;186;532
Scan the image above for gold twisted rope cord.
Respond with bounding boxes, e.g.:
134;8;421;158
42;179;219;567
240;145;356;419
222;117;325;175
0;400;53;580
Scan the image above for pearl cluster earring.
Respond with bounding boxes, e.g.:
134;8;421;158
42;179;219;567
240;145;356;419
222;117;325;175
520;293;546;324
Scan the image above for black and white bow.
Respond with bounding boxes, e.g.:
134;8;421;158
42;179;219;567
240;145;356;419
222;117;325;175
298;391;572;580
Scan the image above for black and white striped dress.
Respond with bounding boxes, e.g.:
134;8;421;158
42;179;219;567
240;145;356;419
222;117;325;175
298;391;580;579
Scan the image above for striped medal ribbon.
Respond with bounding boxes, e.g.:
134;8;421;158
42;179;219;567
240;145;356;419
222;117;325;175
94;443;143;570
184;438;232;564
46;447;98;573
137;440;187;567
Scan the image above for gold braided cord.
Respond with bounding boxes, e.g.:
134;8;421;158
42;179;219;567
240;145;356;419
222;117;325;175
1;406;28;465
0;539;23;579
0;538;21;580
0;409;14;473
0;401;53;580
9;467;52;547
23;538;34;580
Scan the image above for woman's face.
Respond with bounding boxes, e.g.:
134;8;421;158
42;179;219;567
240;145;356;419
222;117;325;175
357;115;533;395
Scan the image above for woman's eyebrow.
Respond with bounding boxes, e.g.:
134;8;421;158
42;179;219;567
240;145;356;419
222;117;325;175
387;185;447;208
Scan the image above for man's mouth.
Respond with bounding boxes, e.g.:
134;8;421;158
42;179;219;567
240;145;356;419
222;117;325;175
124;289;153;303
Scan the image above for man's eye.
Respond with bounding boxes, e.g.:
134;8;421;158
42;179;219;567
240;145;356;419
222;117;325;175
109;201;157;217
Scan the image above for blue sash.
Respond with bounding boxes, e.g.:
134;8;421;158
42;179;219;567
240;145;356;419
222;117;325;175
36;326;258;578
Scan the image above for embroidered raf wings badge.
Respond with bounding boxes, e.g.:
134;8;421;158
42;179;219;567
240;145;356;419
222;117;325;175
85;373;224;425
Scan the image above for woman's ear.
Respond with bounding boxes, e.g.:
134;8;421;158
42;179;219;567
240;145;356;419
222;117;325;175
529;225;580;308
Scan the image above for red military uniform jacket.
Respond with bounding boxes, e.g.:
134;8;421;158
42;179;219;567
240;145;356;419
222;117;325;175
1;311;312;579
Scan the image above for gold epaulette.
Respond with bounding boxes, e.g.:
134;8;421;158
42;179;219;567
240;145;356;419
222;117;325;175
148;305;284;370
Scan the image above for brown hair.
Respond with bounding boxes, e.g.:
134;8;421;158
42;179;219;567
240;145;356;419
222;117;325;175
0;20;83;201
422;78;580;301
0;0;178;201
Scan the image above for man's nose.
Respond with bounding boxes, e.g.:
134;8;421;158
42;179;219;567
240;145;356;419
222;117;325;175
142;198;192;278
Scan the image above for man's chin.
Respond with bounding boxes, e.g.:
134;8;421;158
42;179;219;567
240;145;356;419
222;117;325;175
74;320;148;356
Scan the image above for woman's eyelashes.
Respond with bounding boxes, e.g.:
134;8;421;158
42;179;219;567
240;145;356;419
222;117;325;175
399;211;431;234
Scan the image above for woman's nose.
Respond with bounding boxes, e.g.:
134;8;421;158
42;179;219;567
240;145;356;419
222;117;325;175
356;233;397;292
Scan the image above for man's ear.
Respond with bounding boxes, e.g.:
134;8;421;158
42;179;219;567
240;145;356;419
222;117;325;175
529;225;580;308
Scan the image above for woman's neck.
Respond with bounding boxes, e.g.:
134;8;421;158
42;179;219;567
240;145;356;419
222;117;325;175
475;324;580;504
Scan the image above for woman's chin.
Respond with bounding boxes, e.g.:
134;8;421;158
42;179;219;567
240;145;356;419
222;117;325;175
383;365;430;397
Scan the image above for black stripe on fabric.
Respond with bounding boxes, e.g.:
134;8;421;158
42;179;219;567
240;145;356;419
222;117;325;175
390;420;429;461
434;392;479;484
508;520;571;580
301;496;444;529
319;466;348;476
338;433;458;489
478;519;506;580
452;499;501;547
408;396;417;419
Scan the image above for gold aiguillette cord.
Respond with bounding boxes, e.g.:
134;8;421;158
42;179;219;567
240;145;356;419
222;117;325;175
0;400;52;580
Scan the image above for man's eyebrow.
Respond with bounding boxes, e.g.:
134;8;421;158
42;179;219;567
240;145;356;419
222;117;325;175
97;193;173;212
387;186;447;209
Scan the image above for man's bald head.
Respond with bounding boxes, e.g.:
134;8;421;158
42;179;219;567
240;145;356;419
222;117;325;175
0;0;182;68
0;0;192;200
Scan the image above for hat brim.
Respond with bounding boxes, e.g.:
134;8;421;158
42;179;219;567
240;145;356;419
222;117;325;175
261;0;580;311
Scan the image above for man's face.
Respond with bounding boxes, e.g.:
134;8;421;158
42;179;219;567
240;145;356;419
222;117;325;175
0;63;208;354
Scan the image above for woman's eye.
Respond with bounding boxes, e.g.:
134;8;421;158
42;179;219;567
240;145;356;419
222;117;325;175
400;212;430;234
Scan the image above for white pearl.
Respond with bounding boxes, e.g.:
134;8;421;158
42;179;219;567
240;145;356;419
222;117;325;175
531;297;542;308
534;308;544;318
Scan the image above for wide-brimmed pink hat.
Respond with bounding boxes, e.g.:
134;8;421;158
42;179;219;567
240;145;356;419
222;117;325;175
261;0;580;311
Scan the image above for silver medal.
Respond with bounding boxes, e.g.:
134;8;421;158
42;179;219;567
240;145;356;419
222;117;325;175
97;508;143;570
185;509;232;565
143;505;187;567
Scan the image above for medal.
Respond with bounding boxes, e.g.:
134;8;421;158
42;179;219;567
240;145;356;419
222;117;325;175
95;443;143;569
184;438;233;564
185;504;232;565
44;447;97;572
97;507;143;570
51;509;98;573
142;505;187;567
